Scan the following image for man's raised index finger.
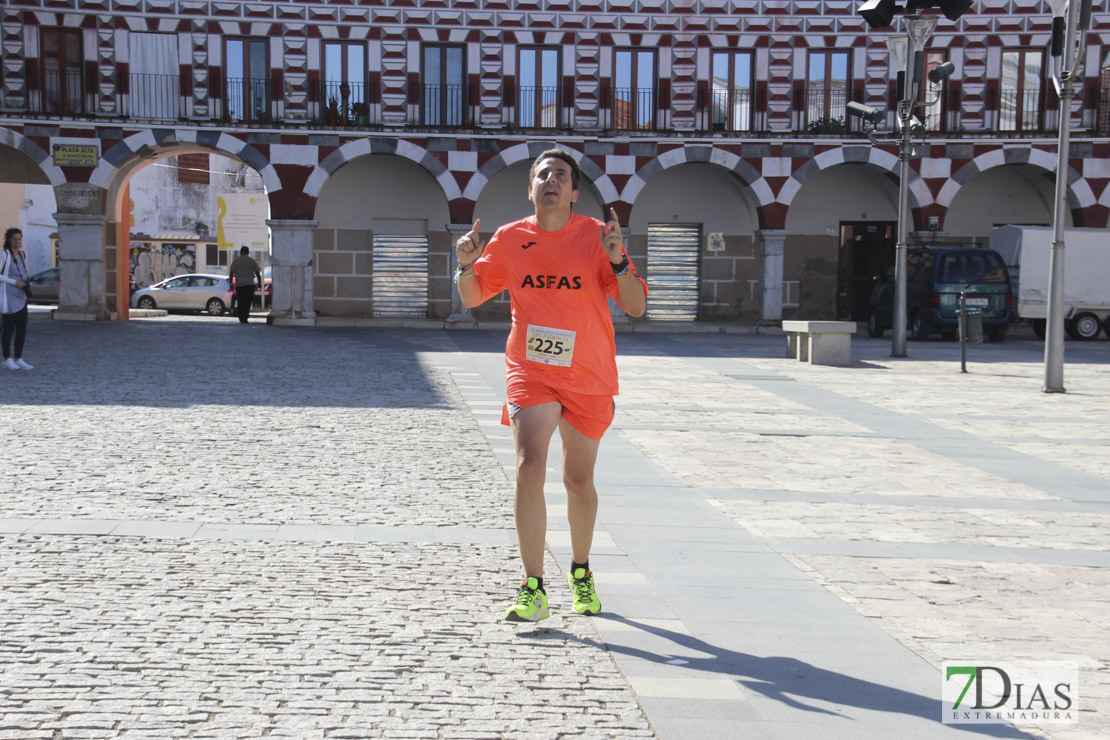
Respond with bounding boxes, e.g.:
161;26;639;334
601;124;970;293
472;218;481;238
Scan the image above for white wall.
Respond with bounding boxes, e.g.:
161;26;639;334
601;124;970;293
0;182;57;275
944;164;1065;237
314;154;451;230
786;164;897;235
630;163;758;234
128;154;267;243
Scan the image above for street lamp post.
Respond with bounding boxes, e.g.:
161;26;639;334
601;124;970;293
1043;0;1092;393
855;0;968;357
886;21;935;357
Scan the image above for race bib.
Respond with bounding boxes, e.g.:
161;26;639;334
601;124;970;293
525;325;576;367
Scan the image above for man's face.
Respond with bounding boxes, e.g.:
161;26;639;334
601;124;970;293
528;157;578;211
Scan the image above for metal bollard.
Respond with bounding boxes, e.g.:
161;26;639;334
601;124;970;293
958;293;984;373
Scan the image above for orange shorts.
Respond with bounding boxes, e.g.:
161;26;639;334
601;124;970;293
501;376;615;440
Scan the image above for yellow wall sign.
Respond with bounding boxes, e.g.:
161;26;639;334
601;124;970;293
52;144;99;167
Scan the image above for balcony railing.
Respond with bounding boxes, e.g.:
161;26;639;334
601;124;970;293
122;74;180;119
995;88;1044;133
604;86;668;131
420;83;473;127
511;84;570;129
700;87;757;132
799;87;849;134
4;72;1108;138
41;69;84;116
308;79;373;126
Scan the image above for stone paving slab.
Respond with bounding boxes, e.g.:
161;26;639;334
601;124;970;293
603;331;1109;740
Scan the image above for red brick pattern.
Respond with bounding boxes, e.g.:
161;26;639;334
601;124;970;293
1;9;25;110
282;26;308;121
380;25;407;123
479;31;502;126
190;22;209;118
95;16;117;115
670;33;697;130
574;32;600;129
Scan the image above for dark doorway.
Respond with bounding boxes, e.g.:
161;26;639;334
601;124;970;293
837;222;895;321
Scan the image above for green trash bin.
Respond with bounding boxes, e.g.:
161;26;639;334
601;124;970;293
959;307;983;345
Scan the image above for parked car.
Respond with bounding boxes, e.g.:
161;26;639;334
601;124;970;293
867;246;1014;342
25;267;60;305
131;273;233;315
229;265;272;308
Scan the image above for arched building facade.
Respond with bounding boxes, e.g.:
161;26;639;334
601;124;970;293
1;0;1107;325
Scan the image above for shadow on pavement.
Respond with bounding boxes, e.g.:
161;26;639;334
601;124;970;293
596;614;1032;738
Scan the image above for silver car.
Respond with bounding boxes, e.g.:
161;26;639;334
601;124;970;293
131;273;233;315
26;268;60;305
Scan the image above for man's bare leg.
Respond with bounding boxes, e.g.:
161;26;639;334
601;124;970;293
559;416;601;566
510;402;562;578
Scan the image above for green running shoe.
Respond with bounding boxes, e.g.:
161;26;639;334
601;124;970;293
568;567;601;615
504;577;550;622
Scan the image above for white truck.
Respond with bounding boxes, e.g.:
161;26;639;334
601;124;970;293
989;225;1110;340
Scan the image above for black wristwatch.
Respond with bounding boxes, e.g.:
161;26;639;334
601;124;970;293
610;255;630;276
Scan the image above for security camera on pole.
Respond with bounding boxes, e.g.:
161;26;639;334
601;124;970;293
852;0;969;358
1043;0;1093;394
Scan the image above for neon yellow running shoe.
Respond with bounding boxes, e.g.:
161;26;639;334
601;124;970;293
504;577;550;622
568;567;601;616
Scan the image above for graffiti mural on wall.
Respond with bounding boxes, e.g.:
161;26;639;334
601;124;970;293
130;242;196;289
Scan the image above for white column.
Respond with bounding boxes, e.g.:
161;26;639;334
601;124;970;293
445;223;477;327
757;229;788;322
267;219;317;326
53;212;109;321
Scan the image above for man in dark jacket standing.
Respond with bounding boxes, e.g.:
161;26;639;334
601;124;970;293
228;246;262;324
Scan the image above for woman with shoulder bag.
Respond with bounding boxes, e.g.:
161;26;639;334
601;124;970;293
1;227;34;370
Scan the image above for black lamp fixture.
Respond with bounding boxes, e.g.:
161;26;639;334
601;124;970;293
859;0;972;30
859;0;897;29
937;0;973;21
927;61;956;83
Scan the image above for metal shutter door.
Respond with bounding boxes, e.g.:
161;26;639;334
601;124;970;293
646;223;701;321
372;235;428;318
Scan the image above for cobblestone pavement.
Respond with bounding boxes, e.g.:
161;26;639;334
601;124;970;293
0;317;654;739
2;316;1108;739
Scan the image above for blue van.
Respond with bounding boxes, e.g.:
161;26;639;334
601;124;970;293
867;246;1014;341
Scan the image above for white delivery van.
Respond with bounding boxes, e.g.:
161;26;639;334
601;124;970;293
989;225;1110;340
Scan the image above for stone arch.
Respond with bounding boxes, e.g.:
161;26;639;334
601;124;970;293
461;142;620;204
67;131;281;321
89;132;281;266
937;148;1092;217
622;144;775;210
304;138;458;202
91;129;281;196
0;125;65;186
778;145;931;213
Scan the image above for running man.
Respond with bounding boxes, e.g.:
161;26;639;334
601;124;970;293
455;149;647;622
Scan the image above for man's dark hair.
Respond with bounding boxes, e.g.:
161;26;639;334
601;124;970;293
529;149;580;191
3;227;21;252
240;246;250;255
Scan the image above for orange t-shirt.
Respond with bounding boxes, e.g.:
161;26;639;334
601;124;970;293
472;212;646;396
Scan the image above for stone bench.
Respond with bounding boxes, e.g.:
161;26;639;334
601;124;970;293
782;320;857;367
